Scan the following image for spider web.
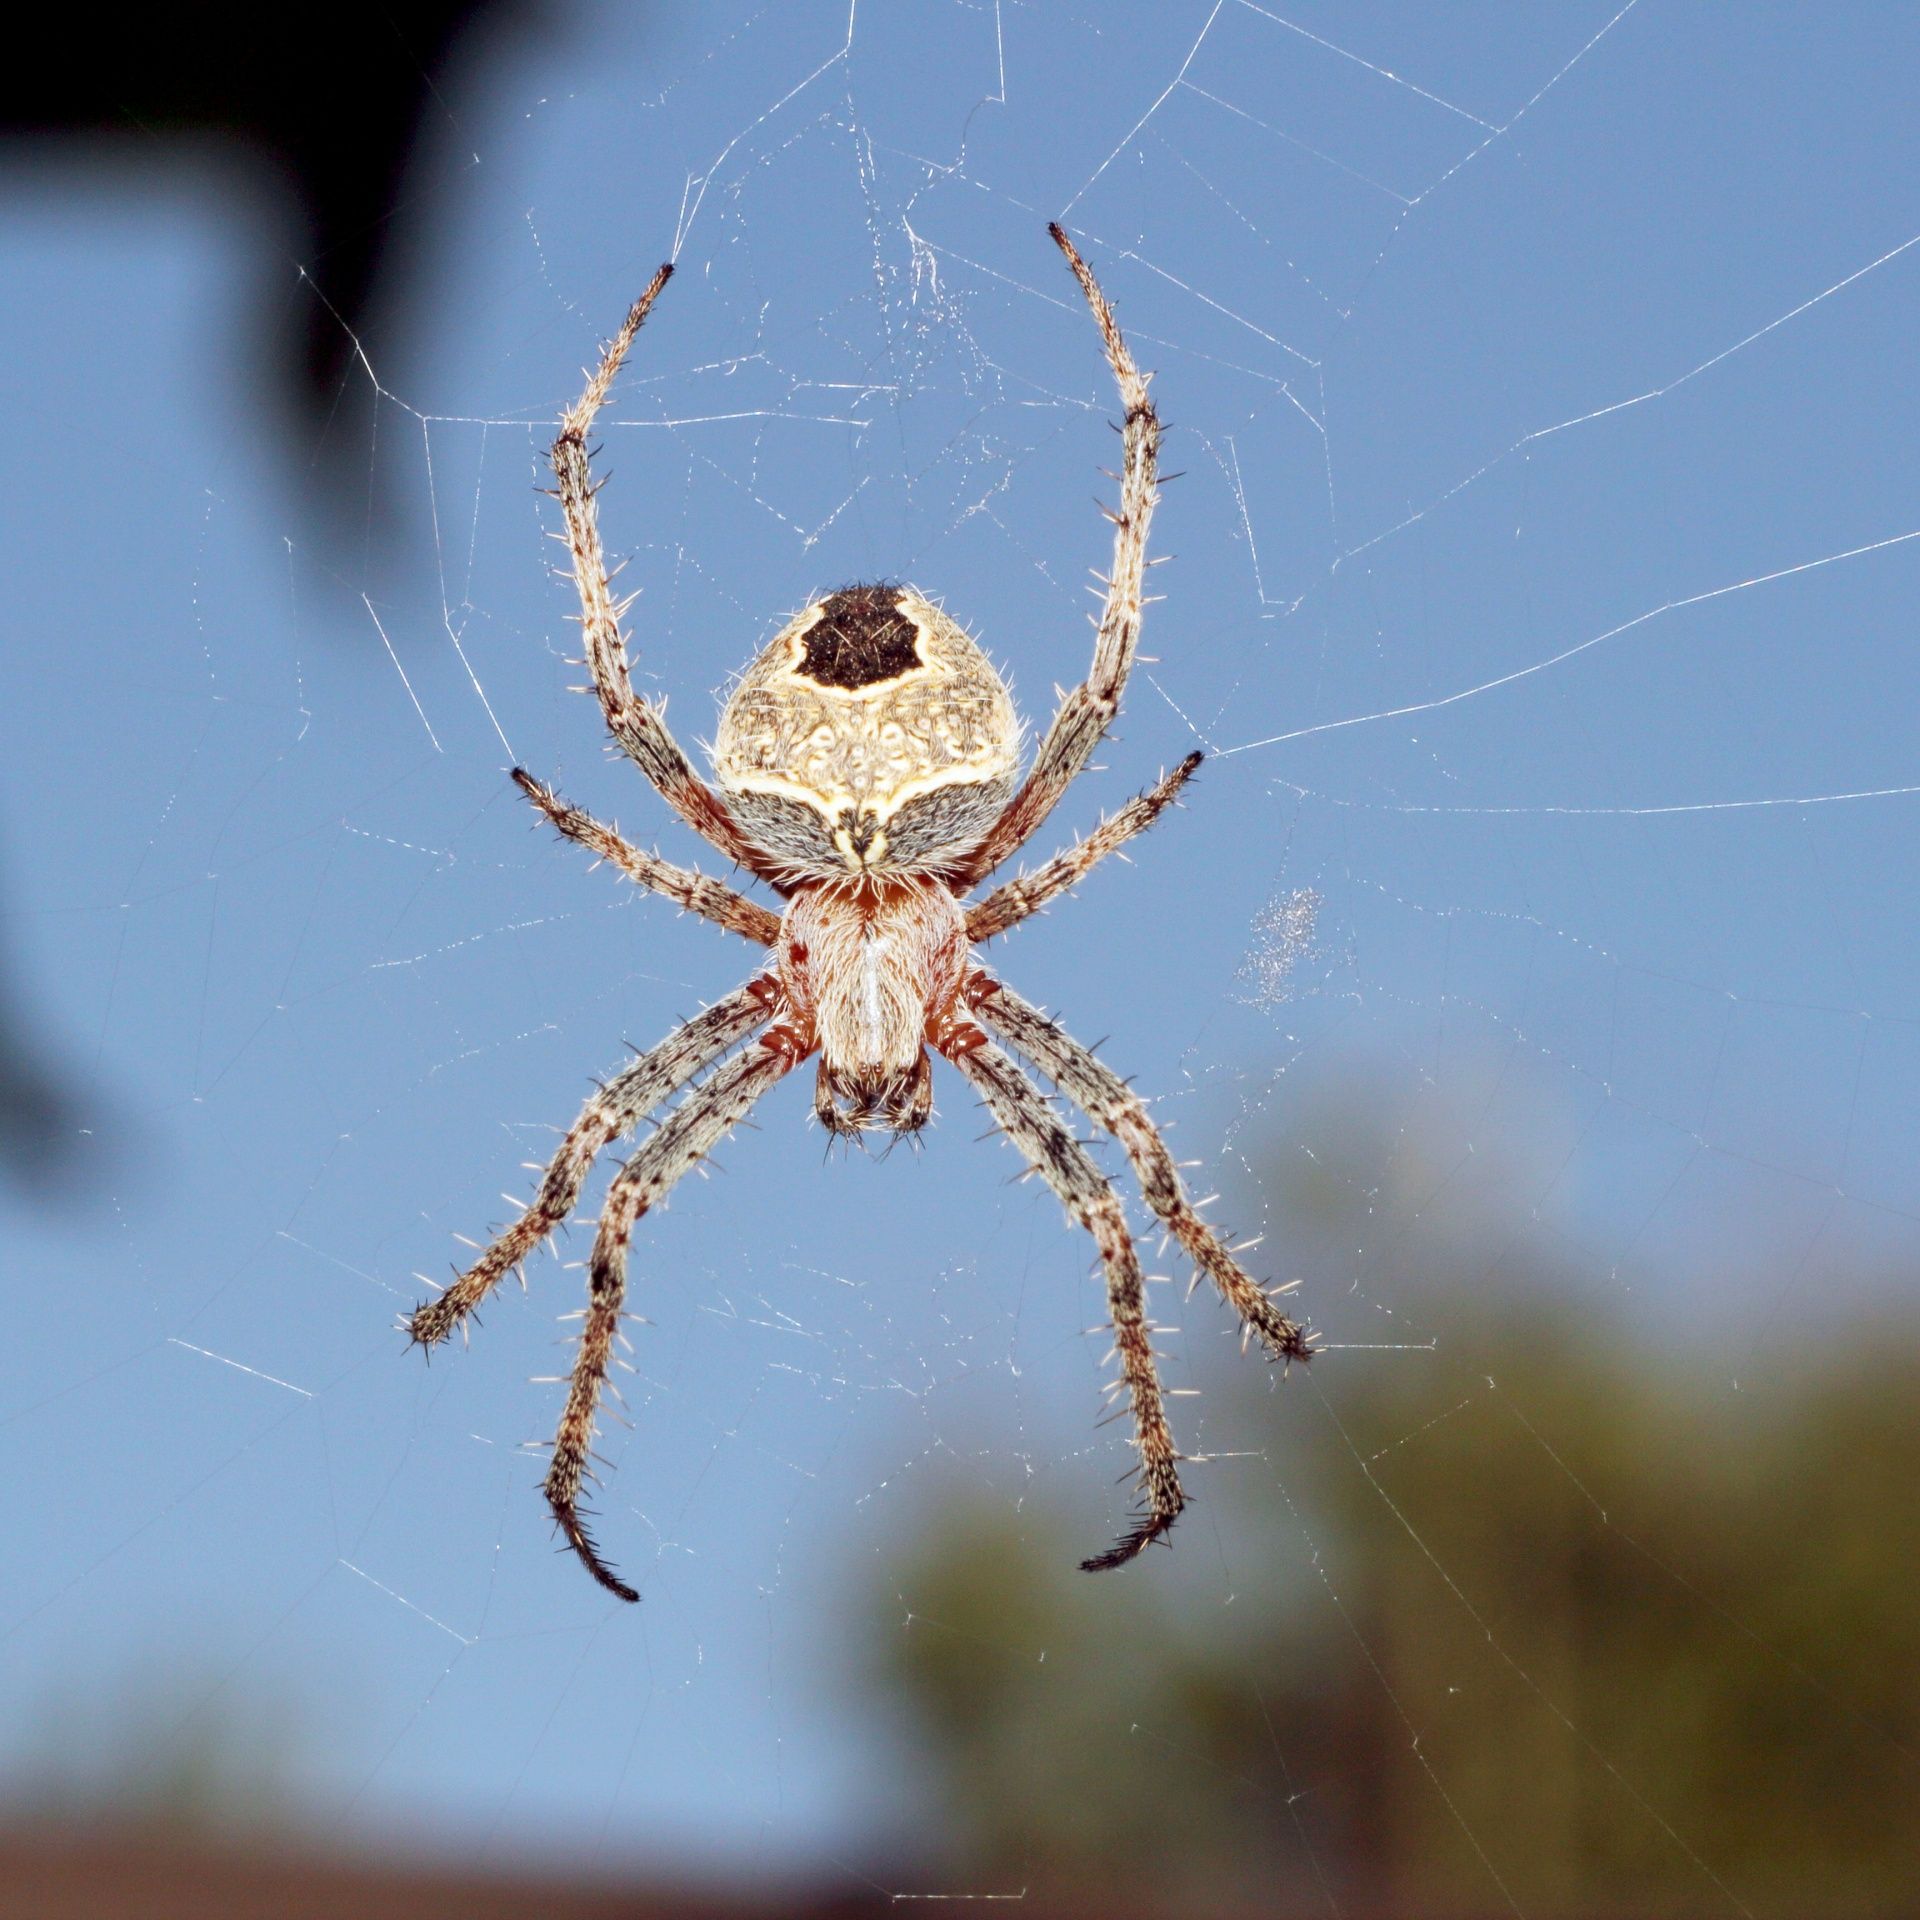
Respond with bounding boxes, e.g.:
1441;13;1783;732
3;1;1918;1906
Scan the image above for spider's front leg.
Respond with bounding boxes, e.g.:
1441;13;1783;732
939;1027;1185;1570
968;975;1313;1367
547;1011;813;1601
405;977;778;1350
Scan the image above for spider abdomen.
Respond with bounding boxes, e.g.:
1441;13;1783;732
713;584;1020;879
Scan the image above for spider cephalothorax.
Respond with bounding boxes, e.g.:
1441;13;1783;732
778;873;969;1136
405;228;1313;1603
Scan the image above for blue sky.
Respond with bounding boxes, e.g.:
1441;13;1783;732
1;0;1916;1884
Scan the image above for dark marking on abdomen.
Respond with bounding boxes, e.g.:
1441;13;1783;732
797;584;923;690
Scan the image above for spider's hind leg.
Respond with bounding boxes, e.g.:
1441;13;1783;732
950;225;1162;887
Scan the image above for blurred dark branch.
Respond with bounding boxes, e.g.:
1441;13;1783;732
0;842;87;1197
0;995;76;1195
0;1;584;1189
0;0;557;512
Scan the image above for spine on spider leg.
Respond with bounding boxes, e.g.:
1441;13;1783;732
971;982;1313;1367
542;1227;642;1603
405;1123;614;1349
540;1025;808;1602
1108;1106;1312;1366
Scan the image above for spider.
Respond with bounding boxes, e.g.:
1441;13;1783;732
405;225;1313;1602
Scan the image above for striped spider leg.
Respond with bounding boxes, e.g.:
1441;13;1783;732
949;224;1164;889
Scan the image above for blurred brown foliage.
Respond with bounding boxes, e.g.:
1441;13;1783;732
3;1824;883;1920
867;1081;1920;1918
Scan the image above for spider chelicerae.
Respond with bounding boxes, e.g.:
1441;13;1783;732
406;225;1313;1601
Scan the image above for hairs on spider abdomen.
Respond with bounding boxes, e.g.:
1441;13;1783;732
719;774;1016;880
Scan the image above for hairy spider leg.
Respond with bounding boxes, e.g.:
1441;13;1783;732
969;975;1313;1367
512;769;782;945
955;224;1162;887
938;1027;1186;1570
965;752;1201;943
405;979;779;1349
551;263;782;883
547;1014;812;1600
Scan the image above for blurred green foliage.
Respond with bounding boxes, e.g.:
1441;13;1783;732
7;1663;309;1840
867;1084;1920;1917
